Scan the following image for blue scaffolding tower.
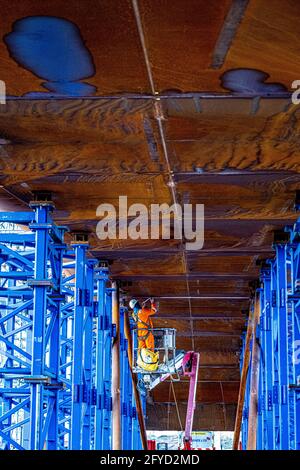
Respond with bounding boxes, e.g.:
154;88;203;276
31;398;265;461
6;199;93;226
241;216;300;450
0;201;145;450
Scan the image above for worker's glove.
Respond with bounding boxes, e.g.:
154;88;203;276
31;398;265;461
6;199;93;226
150;297;154;304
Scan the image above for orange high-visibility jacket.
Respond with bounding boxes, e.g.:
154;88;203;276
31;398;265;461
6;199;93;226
136;303;157;350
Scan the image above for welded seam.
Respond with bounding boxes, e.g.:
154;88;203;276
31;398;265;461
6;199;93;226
211;0;249;69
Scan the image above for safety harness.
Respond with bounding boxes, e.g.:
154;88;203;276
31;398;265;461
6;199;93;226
133;310;152;341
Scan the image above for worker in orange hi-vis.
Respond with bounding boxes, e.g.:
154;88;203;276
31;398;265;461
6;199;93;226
129;298;159;371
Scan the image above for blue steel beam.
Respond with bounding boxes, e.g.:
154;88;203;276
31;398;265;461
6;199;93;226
260;267;275;449
81;259;96;449
276;244;289;449
94;265;112;449
70;243;87;449
29;203;51;449
0;213;35;224
102;289;113;449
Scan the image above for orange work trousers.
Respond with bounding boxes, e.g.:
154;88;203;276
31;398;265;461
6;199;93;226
136;305;156;351
137;331;155;350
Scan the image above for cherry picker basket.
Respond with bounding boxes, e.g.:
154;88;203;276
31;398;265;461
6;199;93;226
132;327;178;375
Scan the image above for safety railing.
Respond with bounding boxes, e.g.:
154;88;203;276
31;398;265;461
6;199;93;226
132;327;178;375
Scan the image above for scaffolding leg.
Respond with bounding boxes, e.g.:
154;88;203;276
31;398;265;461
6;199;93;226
71;243;88;449
111;281;121;450
82;260;96;449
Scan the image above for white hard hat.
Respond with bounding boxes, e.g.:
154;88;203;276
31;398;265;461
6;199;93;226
129;299;138;309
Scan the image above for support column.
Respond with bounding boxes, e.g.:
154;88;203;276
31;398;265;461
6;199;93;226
120;308;127;449
289;240;300;450
261;266;274;449
233;304;254;449
111;281;121;450
29;202;52;450
94;264;109;449
47;227;66;450
71;242;88;449
103;290;113;449
82;260;95;449
247;293;261;450
276;244;289;449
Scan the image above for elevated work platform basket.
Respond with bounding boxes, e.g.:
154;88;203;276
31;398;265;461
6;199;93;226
132;327;179;375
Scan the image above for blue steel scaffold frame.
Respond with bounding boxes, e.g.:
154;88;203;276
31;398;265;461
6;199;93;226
94;265;113;450
241;216;300;450
0;204;144;450
70;241;93;449
0;203;68;450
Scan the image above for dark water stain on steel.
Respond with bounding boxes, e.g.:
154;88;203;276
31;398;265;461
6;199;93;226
4;16;96;97
220;68;287;95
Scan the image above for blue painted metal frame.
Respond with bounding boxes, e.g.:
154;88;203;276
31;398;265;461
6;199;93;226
0;208;145;450
241;216;300;450
70;243;90;449
0;204;68;450
94;265;112;449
